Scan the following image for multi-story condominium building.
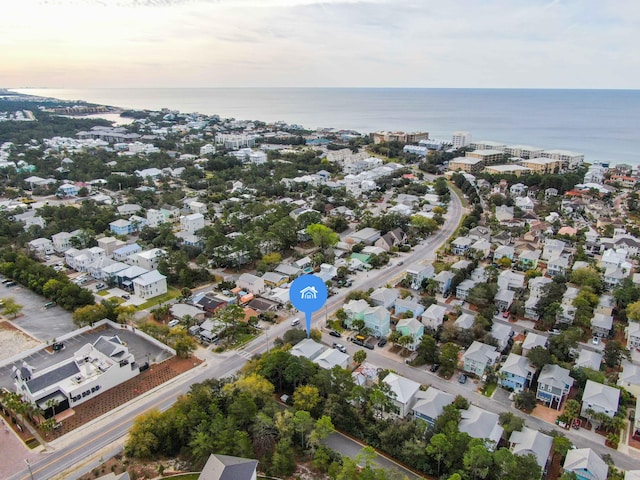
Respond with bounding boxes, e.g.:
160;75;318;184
371;131;429;144
504;145;544;159
449;157;484;173
131;248;166;271
466;149;505;165
452;131;472;149
521;157;562;174
541;149;584;170
484;164;531;176
469;141;506;152
180;213;205;234
132;270;168;300
215;133;256;150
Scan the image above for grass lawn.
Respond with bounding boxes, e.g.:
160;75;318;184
482;382;497;397
138;288;181;310
96;290;109;297
163;474;199;480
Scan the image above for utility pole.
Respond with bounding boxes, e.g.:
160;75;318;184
25;459;34;480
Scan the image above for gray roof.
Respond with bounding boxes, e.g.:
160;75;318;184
383;373;421;404
591;313;613;331
463;341;499;364
522;332;547;351
499;353;535;379
454;313;475;330
412;388;454;420
509;427;553;468
290;338;324;360
459;405;503;445
583;380;620;413
576;349;603;371
538;364;572;390
199;454;258;480
563;448;608;480
26;360;80;394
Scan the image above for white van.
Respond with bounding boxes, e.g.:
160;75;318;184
291;318;300;326
168;319;180;328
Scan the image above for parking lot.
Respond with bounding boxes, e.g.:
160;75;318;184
0;323;172;391
0;281;76;342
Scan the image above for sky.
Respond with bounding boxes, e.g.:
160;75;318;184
1;0;639;89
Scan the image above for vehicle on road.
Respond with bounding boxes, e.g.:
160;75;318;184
5;281;16;287
95;283;106;290
352;334;366;346
458;374;468;384
502;311;510;319
333;343;347;353
430;363;440;372
52;342;64;352
121;294;131;300
291;318;300;326
377;337;387;348
364;342;375;350
397;261;404;266
43;301;56;309
329;330;342;337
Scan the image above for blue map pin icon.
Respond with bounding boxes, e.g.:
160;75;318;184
290;274;328;338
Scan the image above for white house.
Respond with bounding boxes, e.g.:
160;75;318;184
237;273;265;295
180;213;205;234
132;270;167;300
382;373;421;417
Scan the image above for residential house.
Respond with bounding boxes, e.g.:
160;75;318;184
290;338;325;360
412;388;455;427
14;210;46;230
382;373;421;417
131;248;166;271
521;332;548;356
434;270;456;296
575;349;603;371
314;348;350;370
499;353;536;392
459;405;503;450
394;297;425;318
456;279;478;301
28;238;54;256
510;183;528;196
490;323;513;351
395;318;424;351
547;255;570;277
617;362;640;399
563;448;608;480
451;259;472;272
536;364;572;410
497;270;526;292
170;303;206;322
274;263;301;281
237;273;265;295
468;226;492;241
542;239;566;261
117;204;142;216
375;228;407;251
180;213;205;234
494;245;515;263
422;304;447;330
347;227;381;246
451;236;474;256
343;299;370;328
112;244;142;263
293;256;312;272
406;265;435;290
509;427;553;471
132;270;167;300
495;289;515;312
626;321;640;349
115;265;149;290
529;276;552;297
454;313;475;331
470;239;491;259
591;313;613;338
97;236;125;256
581;380;620;421
462;341;500;376
198;453;258;480
363;306;391;338
370;288;398;310
515;196;535;211
109;219;134;236
52;231;76;252
495;205;514;223
604;266;629;290
518;249;541;270
261;272;288;289
524;294;541;320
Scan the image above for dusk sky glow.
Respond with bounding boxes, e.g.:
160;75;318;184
2;0;639;88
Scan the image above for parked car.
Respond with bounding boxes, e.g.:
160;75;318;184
329;330;342;337
52;342;64;352
333;343;347;353
430;363;440;373
592;336;600;345
5;281;16;287
95;283;106;290
291;318;300;326
168;319;180;328
502;311;510;319
121;294;131;300
458;374;468;384
364;342;375;350
377;337;388;348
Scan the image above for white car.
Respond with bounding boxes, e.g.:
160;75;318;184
592;336;600;345
168;319;180;328
291;318;300;326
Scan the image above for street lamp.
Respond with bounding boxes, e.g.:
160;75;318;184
25;459;34;480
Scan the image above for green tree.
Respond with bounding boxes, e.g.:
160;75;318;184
71;303;108;327
463;439;493;480
571;268;603;293
426;433;453;475
293;384;321;413
353;349;367;365
604;340;630;368
439;342;459;378
306;223;339;250
552;433;573;457
526;345;553;370
514;391;537;413
1;297;23;318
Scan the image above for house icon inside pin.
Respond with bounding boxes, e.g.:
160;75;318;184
300;286;318;300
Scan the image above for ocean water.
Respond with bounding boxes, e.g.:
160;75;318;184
14;88;640;165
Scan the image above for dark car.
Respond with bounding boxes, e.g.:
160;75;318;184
364;342;375;350
329;330;342;338
430;363;440;372
377;337;387;348
121;294;131;300
458;374;468;384
52;342;64;352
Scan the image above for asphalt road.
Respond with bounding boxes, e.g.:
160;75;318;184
14;187;640;477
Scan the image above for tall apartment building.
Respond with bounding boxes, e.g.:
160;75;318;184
504;145;544;159
452;131;472;149
470;141;506;152
466;149;505;165
449;157;485;173
541;149;584;170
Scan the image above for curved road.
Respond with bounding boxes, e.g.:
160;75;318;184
10;189;466;480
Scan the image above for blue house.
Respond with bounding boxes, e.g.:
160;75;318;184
109;219;134;236
58;183;79;197
394;297;425;318
499;353;536;392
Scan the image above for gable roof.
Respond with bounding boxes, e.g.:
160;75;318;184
383;372;420;404
412;388;454;420
563;448;608;480
538;364;572;390
459;405;503;445
499;353;535;379
509;427;553;468
199;454;258;480
583;380;620;412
